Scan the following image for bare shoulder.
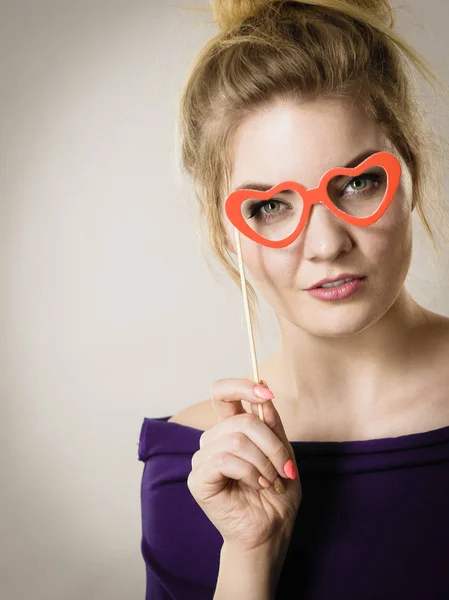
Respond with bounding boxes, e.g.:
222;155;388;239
167;399;217;431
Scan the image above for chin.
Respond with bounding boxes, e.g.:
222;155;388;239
304;320;373;338
301;320;370;338
296;301;391;338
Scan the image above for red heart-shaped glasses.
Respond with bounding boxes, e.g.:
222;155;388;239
224;151;402;248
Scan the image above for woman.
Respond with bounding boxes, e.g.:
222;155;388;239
138;1;449;598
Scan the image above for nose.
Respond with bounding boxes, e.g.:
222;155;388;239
301;203;353;261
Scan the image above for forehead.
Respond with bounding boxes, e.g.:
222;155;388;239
229;97;387;191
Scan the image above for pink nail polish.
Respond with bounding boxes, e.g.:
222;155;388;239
283;459;297;480
253;385;274;400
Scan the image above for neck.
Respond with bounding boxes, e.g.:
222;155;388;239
262;288;432;423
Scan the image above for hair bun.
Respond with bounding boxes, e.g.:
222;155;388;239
210;0;261;32
342;0;394;23
211;0;394;33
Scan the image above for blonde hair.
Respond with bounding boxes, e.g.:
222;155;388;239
178;0;448;330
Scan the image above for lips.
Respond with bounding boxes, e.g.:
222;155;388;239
307;274;365;290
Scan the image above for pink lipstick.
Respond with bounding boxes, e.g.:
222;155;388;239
307;275;366;301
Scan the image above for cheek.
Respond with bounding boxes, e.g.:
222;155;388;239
356;193;413;275
239;240;299;286
374;191;411;247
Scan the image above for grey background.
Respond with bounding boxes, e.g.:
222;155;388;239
1;1;448;598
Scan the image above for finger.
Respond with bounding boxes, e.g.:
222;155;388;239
254;398;292;450
250;379;269;417
202;431;281;486
189;451;268;501
253;380;296;464
200;412;292;481
210;377;275;423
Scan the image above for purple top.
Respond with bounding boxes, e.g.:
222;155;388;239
138;415;449;599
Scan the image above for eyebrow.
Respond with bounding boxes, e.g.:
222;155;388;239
233;149;380;192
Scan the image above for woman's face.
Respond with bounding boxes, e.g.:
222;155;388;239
224;97;413;337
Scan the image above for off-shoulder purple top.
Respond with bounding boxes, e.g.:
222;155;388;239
138;415;449;599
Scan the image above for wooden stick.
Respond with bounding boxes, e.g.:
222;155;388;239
233;227;265;423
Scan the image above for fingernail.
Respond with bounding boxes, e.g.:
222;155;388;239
273;477;286;494
253;385;274;400
283;459;297;480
